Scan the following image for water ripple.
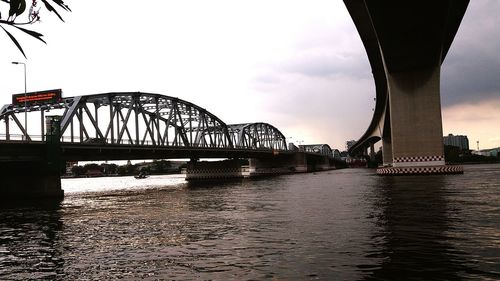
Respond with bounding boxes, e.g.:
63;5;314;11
0;165;499;279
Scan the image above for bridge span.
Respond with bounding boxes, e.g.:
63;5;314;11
0;91;341;199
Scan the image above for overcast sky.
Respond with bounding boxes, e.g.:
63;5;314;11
1;0;499;150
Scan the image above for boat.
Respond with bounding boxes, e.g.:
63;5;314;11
134;172;149;179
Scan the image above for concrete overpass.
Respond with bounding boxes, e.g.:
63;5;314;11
345;0;469;175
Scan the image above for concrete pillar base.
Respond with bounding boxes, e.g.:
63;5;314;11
0;190;64;200
293;165;308;173
0;161;64;200
249;154;304;177
185;160;243;181
249;167;294;177
315;164;331;171
377;165;463;175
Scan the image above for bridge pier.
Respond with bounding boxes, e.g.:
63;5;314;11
185;152;338;182
382;137;393;167
249;153;335;177
0;116;65;200
377;67;463;175
0;161;63;200
305;155;332;171
369;143;376;163
185;159;244;181
249;154;298;177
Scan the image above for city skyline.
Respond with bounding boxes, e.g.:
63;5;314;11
1;0;499;150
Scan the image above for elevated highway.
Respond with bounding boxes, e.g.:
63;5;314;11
345;0;469;175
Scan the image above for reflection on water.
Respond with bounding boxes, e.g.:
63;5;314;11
0;201;63;280
362;176;470;280
0;165;499;280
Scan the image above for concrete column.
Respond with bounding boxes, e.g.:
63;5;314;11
315;156;331;171
382;137;393;167
363;146;369;157
388;66;445;167
369;143;376;162
293;152;308;173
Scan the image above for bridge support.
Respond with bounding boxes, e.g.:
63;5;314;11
369;143;376;162
185;159;244;181
377;68;463;175
0;116;64;200
382;137;393;167
249;153;335;177
185;153;338;182
0;161;63;200
249;155;298;177
344;0;468;175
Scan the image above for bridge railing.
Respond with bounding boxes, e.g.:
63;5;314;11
0;134;290;151
0;134;41;141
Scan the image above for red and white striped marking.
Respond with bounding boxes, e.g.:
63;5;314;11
377;165;463;175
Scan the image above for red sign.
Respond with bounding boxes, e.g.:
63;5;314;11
12;89;62;106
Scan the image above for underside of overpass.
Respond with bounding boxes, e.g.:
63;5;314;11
345;0;469;175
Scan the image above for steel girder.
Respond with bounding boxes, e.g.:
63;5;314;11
0;93;291;152
299;144;334;158
332;149;342;159
227;123;287;151
1;92;233;148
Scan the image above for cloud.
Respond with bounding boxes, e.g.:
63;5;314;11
441;0;500;106
249;69;375;149
488;137;500;143
1;0;497;152
275;52;370;79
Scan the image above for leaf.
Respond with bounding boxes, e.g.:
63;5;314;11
0;25;27;58
41;0;64;22
9;0;26;18
12;25;47;44
51;0;71;12
16;0;26;16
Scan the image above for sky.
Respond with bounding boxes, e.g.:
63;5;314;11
1;0;499;151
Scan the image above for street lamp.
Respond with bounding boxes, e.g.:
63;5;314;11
12;62;27;139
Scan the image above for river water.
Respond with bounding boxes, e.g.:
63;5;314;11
0;164;499;280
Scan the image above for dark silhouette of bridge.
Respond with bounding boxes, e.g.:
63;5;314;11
0;92;340;199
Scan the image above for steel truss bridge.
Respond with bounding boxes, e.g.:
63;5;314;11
0;92;336;161
299;144;341;158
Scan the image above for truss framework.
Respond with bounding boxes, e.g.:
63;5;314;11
0;92;290;151
299;144;334;157
227;123;287;151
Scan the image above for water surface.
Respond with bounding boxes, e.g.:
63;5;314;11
1;165;499;280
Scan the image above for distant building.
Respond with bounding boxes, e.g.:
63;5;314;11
443;134;469;151
473;147;500;157
346;140;357;151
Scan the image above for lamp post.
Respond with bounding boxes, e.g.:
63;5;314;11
12;62;27;139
